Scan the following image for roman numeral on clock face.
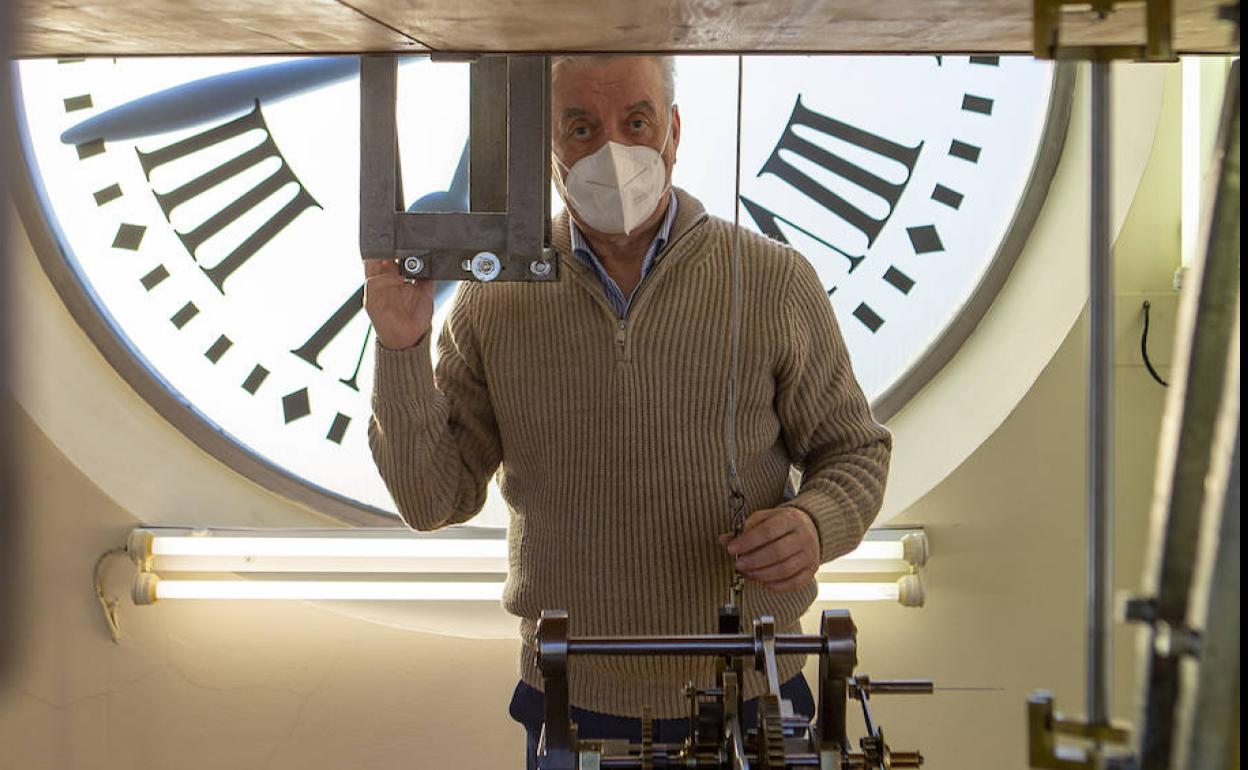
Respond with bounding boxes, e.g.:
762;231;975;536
135;100;320;293
740;96;923;273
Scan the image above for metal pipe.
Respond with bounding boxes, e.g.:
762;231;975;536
1087;58;1114;730
567;635;826;657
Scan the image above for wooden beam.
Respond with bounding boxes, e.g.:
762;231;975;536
13;0;1239;56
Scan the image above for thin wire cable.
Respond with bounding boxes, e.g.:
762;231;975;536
726;55;746;537
1141;300;1169;387
725;56;748;613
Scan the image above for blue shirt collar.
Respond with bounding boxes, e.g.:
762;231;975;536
569;190;679;317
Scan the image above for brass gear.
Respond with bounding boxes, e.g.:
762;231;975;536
759;695;787;770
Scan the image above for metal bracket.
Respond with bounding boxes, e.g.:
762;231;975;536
1034;0;1176;61
1028;692;1134;770
537;609;576;770
359;54;558;283
816;610;857;759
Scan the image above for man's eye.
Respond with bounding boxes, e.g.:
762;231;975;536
631;119;647;130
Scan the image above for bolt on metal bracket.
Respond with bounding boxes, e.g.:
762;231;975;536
359;54;558;283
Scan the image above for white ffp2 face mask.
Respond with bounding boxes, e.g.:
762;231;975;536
554;120;672;235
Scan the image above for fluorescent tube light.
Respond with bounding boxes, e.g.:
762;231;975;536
127;528;926;575
133;574;503;604
133;573;922;606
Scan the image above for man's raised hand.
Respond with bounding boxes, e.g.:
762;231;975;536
719;507;821;594
363;258;436;351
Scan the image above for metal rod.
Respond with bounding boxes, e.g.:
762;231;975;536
1087;58;1114;730
598;756;825;769
567;635;825;657
850;679;935;696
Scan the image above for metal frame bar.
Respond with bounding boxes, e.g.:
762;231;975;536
1086;57;1114;731
359;54;557;283
1134;59;1241;770
1171;62;1240;770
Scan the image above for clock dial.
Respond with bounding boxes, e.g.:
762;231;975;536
12;55;1064;526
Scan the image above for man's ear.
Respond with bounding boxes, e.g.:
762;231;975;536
670;104;682;152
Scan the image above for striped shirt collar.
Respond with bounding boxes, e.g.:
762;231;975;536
569;189;679;318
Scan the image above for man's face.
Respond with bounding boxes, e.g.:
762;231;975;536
550;56;681;190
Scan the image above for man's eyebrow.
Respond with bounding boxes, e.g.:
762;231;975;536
625;100;658;115
560;107;590;121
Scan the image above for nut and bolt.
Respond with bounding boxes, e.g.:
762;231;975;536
470;251;502;282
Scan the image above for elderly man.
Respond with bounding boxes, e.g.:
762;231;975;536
365;55;890;767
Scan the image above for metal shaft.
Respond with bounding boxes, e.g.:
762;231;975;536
567;635;825;657
1087;58;1114;730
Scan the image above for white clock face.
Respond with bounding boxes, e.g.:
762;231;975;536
13;55;1061;527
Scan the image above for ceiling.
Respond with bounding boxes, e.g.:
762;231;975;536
14;0;1240;57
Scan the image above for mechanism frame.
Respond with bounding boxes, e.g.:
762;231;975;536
358;53;557;283
535;608;928;770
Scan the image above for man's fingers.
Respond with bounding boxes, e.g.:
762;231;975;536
726;511;794;557
743;550;808;583
740;507;781;532
734;530;805;571
720;509;778;549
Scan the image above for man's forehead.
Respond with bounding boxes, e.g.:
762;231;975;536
552;57;664;113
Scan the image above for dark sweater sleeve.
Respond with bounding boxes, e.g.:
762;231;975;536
776;254;893;563
367;285;502;530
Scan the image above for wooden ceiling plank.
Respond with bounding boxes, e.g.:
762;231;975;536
15;0;426;57
14;0;1239;56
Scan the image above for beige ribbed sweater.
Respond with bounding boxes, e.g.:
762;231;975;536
369;188;890;717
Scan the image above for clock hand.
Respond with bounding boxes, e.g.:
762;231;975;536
60;56;425;144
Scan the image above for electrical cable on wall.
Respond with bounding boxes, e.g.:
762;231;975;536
94;547;126;644
1141;300;1169;387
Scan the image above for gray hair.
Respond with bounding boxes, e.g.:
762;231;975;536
551;55;677;107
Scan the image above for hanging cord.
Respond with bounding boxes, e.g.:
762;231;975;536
1141;300;1169;387
725;56;748;609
